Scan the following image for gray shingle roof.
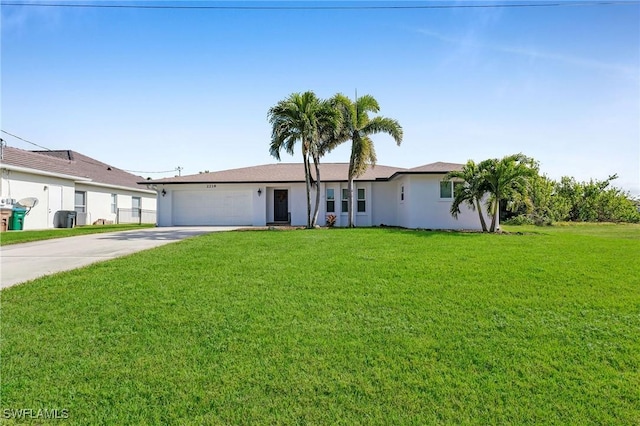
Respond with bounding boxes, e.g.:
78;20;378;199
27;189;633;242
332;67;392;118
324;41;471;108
145;161;464;184
404;162;464;173
1;146;148;191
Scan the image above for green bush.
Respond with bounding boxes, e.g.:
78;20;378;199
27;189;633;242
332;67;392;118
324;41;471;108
503;215;534;225
506;173;639;225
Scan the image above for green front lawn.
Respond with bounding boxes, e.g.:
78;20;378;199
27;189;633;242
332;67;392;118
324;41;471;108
0;224;155;246
1;225;639;424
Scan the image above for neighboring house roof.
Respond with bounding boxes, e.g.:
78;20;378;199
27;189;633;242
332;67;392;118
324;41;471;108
405;162;464;173
144;162;464;185
1;146;150;192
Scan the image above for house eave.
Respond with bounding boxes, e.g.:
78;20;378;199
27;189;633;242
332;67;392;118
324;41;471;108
141;178;387;185
78;180;156;194
1;164;91;182
388;171;451;180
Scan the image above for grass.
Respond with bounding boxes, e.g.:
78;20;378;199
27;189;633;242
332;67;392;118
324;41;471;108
0;224;155;246
1;225;639;424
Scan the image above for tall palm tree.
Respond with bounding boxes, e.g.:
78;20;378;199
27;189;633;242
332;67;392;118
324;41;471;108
332;93;403;227
268;91;338;228
309;104;342;226
479;153;537;232
445;160;489;232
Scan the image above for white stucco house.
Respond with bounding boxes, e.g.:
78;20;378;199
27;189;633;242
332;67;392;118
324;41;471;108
144;162;491;230
1;145;156;230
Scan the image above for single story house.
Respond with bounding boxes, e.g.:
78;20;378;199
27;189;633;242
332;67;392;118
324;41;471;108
144;162;491;230
1;145;156;230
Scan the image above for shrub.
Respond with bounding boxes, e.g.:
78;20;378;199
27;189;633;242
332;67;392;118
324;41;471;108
326;214;337;227
503;215;534;226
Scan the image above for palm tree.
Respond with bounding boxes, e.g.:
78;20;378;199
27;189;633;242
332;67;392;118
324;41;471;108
445;160;489;232
268;91;339;228
309;105;342;226
332;93;403;227
479;153;537;232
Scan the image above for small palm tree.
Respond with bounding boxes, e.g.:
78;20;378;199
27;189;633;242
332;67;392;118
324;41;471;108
445;160;489;232
479;153;537;232
332;93;403;227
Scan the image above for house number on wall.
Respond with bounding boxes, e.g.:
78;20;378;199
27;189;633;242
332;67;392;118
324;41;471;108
206;184;216;189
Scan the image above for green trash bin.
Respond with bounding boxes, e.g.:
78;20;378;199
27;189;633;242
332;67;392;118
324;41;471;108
9;207;27;231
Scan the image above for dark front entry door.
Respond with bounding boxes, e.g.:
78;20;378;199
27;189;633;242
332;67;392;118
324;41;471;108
274;190;288;222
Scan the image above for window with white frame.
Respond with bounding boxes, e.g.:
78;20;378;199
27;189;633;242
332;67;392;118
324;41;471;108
400;185;404;201
440;181;453;199
341;189;349;212
440;181;464;199
357;188;366;212
74;191;86;213
111;194;118;214
132;196;141;218
326;188;335;213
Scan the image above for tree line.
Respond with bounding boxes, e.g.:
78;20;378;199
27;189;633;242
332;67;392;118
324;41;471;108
446;155;640;231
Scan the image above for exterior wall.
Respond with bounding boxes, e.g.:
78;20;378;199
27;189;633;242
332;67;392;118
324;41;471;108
253;186;266;225
0;168;156;230
156;184;173;227
323;182;372;227
159;181;366;228
322;182;340;227
264;183;307;225
397;176;411;228
157;175;492;230
267;181;372;228
371;180;398;227
0;169;75;230
156;183;265;227
75;184;156;225
404;174;490;230
354;182;372;227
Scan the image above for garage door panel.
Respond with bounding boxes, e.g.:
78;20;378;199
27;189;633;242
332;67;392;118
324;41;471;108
172;190;252;225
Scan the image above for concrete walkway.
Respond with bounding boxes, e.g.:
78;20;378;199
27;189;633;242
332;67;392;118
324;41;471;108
1;227;240;290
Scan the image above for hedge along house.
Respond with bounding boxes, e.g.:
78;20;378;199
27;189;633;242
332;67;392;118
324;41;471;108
144;162;491;230
1;145;156;230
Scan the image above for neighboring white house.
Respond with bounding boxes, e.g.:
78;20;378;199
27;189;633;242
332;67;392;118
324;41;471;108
144;162;492;230
1;145;156;230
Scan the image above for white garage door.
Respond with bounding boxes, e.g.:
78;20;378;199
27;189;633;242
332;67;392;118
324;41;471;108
172;190;253;226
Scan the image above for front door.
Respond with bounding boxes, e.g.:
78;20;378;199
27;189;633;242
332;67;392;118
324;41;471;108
274;190;288;222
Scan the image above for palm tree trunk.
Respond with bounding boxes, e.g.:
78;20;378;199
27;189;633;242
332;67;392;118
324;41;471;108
347;178;355;227
347;133;358;228
489;198;499;232
311;155;321;227
303;153;312;228
475;198;488;232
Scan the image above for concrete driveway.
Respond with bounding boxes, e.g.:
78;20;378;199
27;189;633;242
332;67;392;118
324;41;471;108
0;227;240;289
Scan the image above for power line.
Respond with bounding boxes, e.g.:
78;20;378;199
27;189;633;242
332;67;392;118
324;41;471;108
2;129;179;175
1;130;52;151
1;1;638;10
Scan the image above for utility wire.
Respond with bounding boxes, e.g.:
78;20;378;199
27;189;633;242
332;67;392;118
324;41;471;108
2;129;178;175
1;1;638;10
1;130;52;151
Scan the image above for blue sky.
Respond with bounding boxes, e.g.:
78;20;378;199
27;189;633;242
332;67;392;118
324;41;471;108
2;1;639;194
